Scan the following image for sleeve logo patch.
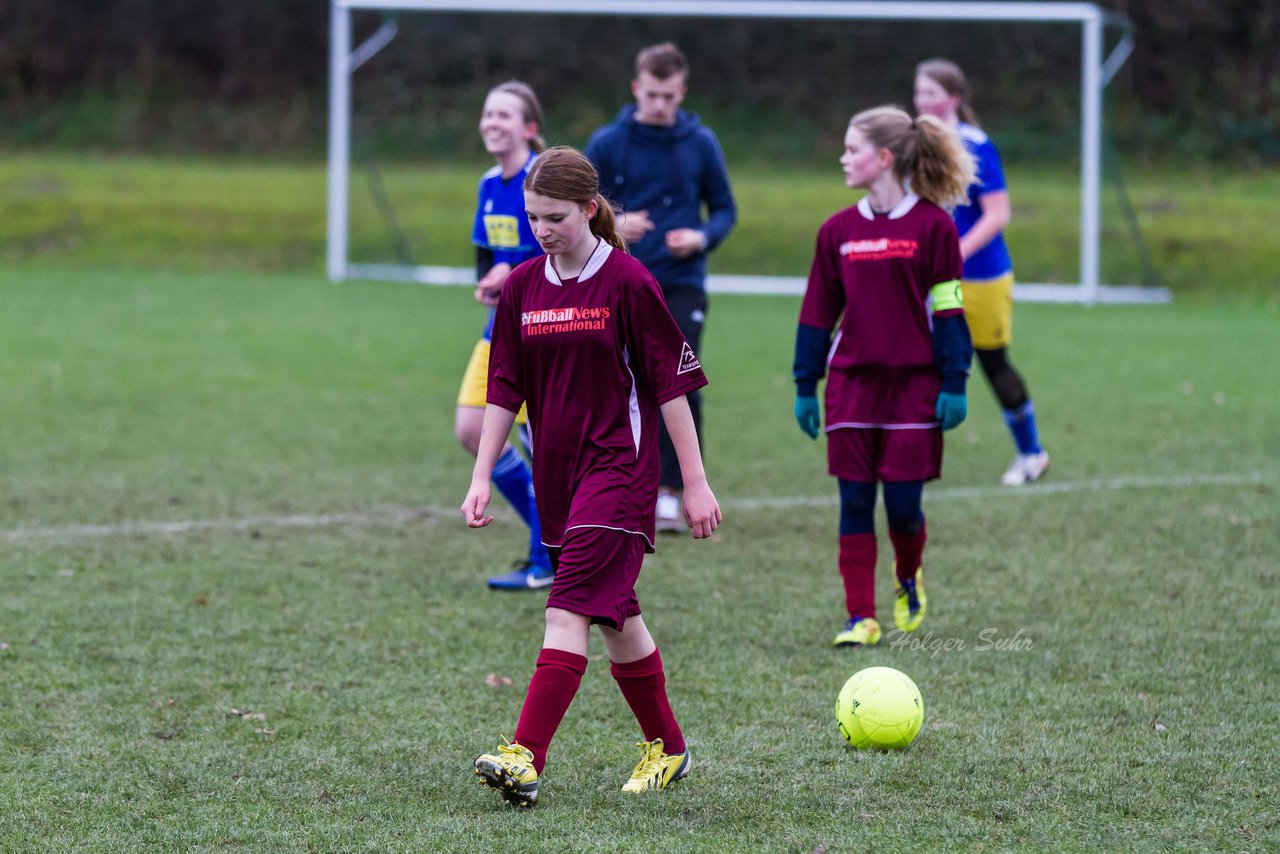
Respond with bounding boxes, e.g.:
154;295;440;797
677;342;701;375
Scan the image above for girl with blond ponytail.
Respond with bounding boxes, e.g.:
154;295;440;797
463;145;719;806
793;106;975;649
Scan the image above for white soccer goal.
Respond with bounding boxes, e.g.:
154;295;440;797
327;0;1166;304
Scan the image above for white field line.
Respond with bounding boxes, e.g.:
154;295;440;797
729;470;1279;510
2;471;1275;543
1;508;439;542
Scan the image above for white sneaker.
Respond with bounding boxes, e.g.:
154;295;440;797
655;491;684;533
1001;451;1051;486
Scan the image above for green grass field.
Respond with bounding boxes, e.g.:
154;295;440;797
2;253;1277;850
3;152;1279;850
3;152;1280;300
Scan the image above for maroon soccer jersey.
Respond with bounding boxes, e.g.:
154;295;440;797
487;240;708;550
799;194;962;427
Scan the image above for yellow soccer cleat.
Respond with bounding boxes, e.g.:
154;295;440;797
833;616;882;647
474;738;539;807
621;739;691;793
893;567;927;633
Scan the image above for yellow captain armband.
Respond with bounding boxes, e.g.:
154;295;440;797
930;279;963;312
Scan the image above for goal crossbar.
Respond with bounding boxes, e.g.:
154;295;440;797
328;0;1167;304
339;0;1104;22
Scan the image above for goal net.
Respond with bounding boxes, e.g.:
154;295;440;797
327;0;1166;304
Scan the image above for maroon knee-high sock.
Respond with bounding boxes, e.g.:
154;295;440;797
838;533;877;620
513;647;588;774
610;648;685;754
889;520;928;583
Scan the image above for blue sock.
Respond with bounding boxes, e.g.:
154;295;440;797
491;447;551;570
1003;401;1043;456
492;447;534;525
523;480;552;570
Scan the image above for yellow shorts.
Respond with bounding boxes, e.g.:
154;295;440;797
961;272;1015;350
457;340;527;424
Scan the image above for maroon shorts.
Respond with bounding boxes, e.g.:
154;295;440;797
545;526;645;632
827;426;942;482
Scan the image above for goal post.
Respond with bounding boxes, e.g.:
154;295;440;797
328;0;1165;304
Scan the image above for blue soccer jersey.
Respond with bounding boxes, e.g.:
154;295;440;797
954;122;1013;280
472;151;543;340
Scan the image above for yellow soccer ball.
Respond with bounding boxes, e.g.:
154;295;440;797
836;666;924;750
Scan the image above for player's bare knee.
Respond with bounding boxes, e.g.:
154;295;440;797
454;423;481;455
544;607;587;633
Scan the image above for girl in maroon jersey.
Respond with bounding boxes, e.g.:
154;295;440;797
793;107;975;648
461;146;721;807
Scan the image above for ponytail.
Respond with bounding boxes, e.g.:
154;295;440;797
908;114;975;208
590;193;627;251
849;106;975;208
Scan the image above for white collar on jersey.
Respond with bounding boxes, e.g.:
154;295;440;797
543;238;613;286
857;192;920;221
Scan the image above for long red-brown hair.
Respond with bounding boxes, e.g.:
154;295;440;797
525;146;626;251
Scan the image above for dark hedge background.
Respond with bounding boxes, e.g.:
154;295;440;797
1;1;1276;162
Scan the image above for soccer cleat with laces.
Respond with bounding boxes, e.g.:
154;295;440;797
833;616;881;647
893;567;927;632
1001;451;1051;486
487;560;554;591
621;739;690;793
474;738;539;807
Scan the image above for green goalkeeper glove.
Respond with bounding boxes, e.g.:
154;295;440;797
795;395;820;440
935;391;968;431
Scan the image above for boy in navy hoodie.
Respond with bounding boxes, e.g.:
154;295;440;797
586;42;737;533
